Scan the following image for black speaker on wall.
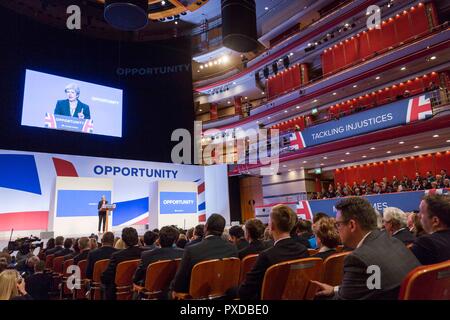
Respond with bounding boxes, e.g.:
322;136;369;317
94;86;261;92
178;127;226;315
221;0;258;52
228;176;242;223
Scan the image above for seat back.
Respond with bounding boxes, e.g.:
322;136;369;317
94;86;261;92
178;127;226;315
144;259;181;298
115;259;140;300
45;254;55;270
91;259;110;300
73;259;88;300
322;251;351;286
399;260;450;300
60;259;74;297
261;257;323;300
52;256;65;274
335;245;344;253
239;254;258;284
189;257;240;299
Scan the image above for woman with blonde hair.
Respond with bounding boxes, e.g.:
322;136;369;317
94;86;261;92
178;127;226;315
114;238;126;250
0;270;30;300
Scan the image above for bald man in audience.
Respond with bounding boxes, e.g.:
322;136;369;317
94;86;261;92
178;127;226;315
312;197;420;300
411;194;450;265
238;205;309;300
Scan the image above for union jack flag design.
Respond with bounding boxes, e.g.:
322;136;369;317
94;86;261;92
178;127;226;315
406;94;433;123
296;200;312;221
289;131;306;150
44;113;56;129
82;119;94;133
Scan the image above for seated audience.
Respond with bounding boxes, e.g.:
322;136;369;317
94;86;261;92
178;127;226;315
383;207;416;245
263;226;274;248
86;232;117;279
0;269;31;300
41;238;55;255
133;226;184;286
114;239;126;250
89;237;98;250
229;225;249;251
411;194;450;265
313;217;340;260
312;197;420;300
45;236;64;256
170;214;238;295
176;234;188;249
238;205;309;300
73;237;90;265
185;224;204;248
101;227;144;300
55;238;73;257
293;219;315;248
24;261;52;300
238;219;266;259
16;255;40;277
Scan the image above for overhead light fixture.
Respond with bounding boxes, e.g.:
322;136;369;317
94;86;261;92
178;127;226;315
262;92;265;95
353;85;358;88
370;147;376;150
332;92;337;96
323;156;328;159
375;76;381;80
232;82;236;85
362;155;367;158
447;140;450;143
161;0;166;5
104;0;149;31
296;106;300;109
430;56;437;60
414;146;419;149
313;99;318;103
198;109;202;112
265;6;269;10
340;159;345;162
399;141;405;144
401;66;406;71
433;134;439;138
345;152;350;155
303;161;307;163
387;151;391;154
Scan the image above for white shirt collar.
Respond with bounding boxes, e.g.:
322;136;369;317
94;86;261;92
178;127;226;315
274;235;291;246
356;231;372;248
392;228;406;236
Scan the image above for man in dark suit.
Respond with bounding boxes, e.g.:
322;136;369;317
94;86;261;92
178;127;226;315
73;237;91;265
141;230;158;251
45;236;64;256
238;218;266;260
383;207;416;245
238;205;309;300
229;225;249;251
54;83;90;119
54;238;74;257
98;196;108;233
101;227;144;300
86;232;117;279
411;194;450;265
312;197;421;300
170;214;238;295
25;261;53;300
185;224;204;248
133;226;184;285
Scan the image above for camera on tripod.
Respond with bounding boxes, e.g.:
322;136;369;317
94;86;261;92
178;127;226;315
8;236;43;253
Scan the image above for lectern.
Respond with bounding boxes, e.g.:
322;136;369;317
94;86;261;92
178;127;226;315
102;203;116;232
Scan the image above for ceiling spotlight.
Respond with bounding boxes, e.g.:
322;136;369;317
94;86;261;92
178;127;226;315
232;82;236;85
222;55;230;63
386;151;391;154
332;92;337;96
284;110;288;113
262;92;265;95
161;0;166;5
296;106;300;109
345;152;350;155
323;156;328;159
313;99;318;103
414;146;419;149
208;62;213;66
353;85;358;88
433;134;439;138
375;76;380;80
401;66;406;71
446;140;450;143
340;159;345;162
303;161;307;164
362;155;367;158
370;147;376;150
399;141;405;144
265;6;269;10
200;65;203;69
430;56;436;60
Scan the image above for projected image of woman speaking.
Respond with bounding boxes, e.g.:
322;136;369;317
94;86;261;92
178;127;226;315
54;83;91;119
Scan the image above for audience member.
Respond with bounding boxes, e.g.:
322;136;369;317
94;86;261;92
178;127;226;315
383;207;416;245
238;219;266;259
238;205;309;300
170;214;238;295
312;197;420;300
42;238;55;255
185;224;205;248
55;238;73;257
229;225;249;251
142;231;158;251
114;239;126;250
411;194;450;264
24;261;52;300
313;217;340;260
133;226;184;286
0;269;31;300
45;236;64;256
101;227;144;300
86;232;117;279
293;219;314;248
73;237;90;265
176;234;188;249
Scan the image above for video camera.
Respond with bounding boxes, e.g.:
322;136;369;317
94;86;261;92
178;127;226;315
8;236;43;253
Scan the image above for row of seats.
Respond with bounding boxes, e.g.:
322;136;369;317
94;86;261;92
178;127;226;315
267;64;309;99
321;3;439;75
44;248;449;300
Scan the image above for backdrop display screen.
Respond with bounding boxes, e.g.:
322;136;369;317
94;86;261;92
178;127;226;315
22;70;123;137
56;190;112;217
160;191;198;214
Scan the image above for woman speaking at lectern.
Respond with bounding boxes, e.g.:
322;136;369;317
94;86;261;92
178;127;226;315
98;195;108;233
